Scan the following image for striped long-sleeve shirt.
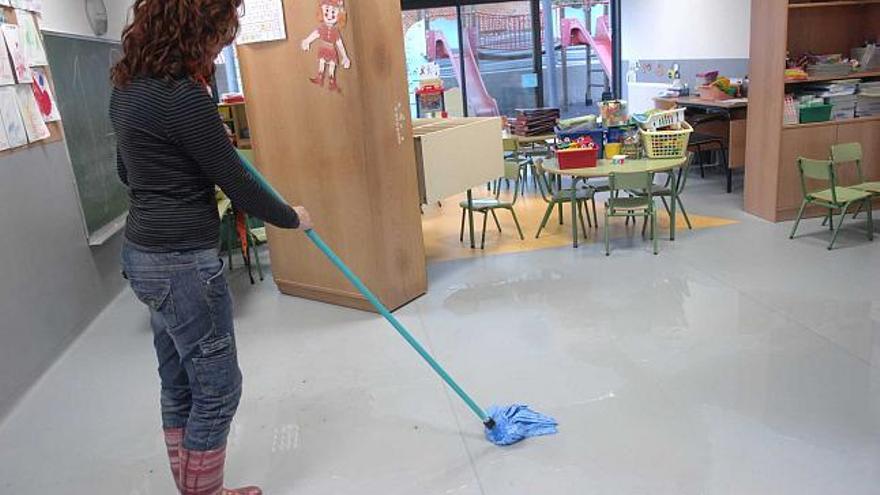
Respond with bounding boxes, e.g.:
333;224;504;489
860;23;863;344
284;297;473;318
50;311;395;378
110;78;298;251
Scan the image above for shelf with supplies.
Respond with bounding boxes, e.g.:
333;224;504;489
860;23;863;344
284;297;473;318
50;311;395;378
783;114;880;129
746;0;880;222
784;69;880;84
789;0;880;9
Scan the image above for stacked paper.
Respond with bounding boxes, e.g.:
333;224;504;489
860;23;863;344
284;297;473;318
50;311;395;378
800;80;859;120
856;81;880;117
514;108;561;137
805;63;853;79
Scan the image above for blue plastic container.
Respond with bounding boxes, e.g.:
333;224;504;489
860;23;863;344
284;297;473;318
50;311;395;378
606;124;638;143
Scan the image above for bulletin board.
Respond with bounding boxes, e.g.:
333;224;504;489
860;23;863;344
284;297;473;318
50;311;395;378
0;6;64;153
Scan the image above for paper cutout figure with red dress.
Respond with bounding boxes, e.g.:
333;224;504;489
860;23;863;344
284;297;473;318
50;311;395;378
301;0;351;92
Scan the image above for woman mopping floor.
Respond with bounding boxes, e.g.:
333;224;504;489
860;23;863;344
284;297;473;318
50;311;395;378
110;1;313;493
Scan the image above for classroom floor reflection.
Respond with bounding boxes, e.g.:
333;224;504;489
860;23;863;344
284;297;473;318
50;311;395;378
1;172;878;495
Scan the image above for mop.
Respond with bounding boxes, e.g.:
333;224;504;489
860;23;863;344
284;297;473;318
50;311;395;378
236;150;557;446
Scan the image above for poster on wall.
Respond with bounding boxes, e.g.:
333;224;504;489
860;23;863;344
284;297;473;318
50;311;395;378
30;67;58;121
2;24;32;83
237;0;287;45
0;33;15;85
15;83;49;142
0;86;27;147
16;10;47;66
10;0;41;13
0;100;9;150
301;0;351;92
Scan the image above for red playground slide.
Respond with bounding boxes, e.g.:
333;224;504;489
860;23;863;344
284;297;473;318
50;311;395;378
427;30;500;117
561;14;613;81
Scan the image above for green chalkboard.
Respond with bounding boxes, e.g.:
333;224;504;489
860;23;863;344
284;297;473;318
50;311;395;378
43;32;127;241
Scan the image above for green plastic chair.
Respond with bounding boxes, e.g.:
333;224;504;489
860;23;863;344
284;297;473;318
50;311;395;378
630;152;695;230
605;171;658;256
831;143;880;220
790;157;873;250
533;158;594;242
502;137;536;196
459;160;525;249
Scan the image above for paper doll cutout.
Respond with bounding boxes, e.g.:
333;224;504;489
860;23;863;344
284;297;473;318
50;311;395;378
301;0;351;92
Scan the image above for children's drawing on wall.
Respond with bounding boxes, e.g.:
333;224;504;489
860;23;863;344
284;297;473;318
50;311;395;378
301;0;351;92
0;30;15;85
16;10;48;67
0;86;27;147
1;24;32;83
31;68;59;122
15;82;49;142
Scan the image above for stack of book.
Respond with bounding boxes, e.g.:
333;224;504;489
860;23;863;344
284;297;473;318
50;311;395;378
805;55;853;79
856;81;880;117
806;64;852;79
514;108;561;136
801;79;859;120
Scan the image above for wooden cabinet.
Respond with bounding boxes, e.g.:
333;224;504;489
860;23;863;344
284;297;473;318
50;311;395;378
745;0;880;221
837;120;880;183
236;0;426;311
777;126;837;218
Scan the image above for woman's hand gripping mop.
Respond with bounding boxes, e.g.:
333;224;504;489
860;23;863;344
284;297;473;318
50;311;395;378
236;151;558;446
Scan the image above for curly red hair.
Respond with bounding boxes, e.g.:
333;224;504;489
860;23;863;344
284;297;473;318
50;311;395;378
317;5;346;29
111;0;242;87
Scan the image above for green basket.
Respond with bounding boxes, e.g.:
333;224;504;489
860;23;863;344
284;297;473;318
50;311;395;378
799;104;832;124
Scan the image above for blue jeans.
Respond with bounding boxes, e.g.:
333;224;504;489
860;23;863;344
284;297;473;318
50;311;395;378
122;241;242;451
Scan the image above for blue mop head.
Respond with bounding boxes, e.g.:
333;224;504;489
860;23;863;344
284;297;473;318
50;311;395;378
484;404;558;446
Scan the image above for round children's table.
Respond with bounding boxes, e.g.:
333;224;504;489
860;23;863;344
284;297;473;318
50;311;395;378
542;156;688;248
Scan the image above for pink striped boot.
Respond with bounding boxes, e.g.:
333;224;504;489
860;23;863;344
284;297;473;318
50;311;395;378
179;446;262;495
163;428;185;491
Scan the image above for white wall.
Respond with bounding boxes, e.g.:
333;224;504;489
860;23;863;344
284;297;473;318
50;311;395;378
41;0;132;39
622;0;751;60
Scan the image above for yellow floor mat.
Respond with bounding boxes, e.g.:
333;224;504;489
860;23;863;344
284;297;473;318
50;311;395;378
422;188;738;262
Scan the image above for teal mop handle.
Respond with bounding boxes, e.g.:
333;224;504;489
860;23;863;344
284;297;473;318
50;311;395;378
236;151;491;424
304;229;490;424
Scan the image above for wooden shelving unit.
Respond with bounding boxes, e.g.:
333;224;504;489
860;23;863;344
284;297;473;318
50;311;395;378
783;115;880;129
744;0;880;221
785;69;880;84
236;0;427;312
789;0;880;8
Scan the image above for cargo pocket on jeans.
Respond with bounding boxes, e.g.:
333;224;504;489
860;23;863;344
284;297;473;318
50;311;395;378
130;278;178;328
192;335;241;397
201;258;227;294
200;258;234;333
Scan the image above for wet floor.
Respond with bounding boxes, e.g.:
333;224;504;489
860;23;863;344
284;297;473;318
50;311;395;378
1;174;878;494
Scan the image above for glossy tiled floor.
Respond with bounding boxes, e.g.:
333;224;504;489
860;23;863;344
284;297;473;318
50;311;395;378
1;173;878;494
